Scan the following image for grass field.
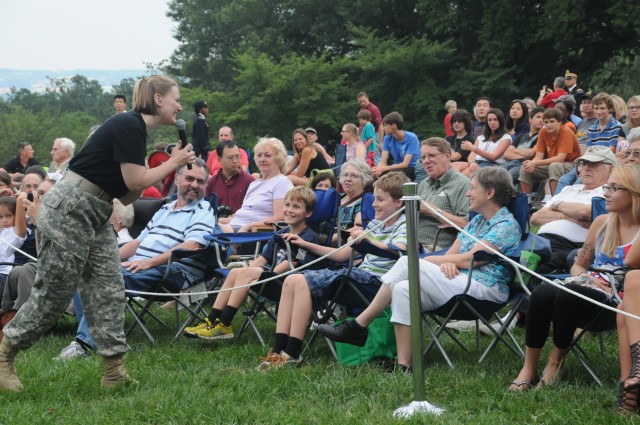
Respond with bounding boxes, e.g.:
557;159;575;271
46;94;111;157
0;306;635;425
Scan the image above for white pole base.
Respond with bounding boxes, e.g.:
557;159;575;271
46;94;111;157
393;400;445;418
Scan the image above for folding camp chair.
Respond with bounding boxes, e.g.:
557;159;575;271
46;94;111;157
235;188;340;345
565;265;625;386
125;194;221;343
422;193;547;368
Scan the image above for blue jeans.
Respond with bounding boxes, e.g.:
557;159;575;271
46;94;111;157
74;265;186;350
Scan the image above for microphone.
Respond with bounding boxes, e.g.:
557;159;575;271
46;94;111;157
175;119;191;169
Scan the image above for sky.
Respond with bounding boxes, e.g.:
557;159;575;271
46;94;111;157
0;0;180;70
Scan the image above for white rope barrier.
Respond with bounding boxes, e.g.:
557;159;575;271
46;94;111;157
123;206;406;297
420;199;640;322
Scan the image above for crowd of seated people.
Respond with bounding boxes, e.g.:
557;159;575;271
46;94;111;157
4;82;640;417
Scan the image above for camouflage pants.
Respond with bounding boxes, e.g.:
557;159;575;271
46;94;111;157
3;180;129;357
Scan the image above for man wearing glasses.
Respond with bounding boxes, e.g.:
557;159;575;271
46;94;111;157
417;137;470;251
205;140;254;214
532;146;616;274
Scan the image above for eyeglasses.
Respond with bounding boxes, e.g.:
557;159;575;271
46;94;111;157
183;175;206;185
629;105;640;111
628;150;640;158
576;160;606;168
602;184;628;193
420;153;446;161
341;173;362;180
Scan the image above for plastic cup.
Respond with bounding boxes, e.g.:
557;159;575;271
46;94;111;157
519;251;541;285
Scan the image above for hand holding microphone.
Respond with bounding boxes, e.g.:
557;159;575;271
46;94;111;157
175;119;195;169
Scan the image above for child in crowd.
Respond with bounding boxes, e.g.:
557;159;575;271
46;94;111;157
0;196;28;297
357;110;379;167
184;186;322;340
256;172;409;369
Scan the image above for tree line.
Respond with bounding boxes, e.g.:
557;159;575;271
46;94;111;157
2;0;638;164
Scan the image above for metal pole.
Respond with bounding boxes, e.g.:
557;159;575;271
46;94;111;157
402;182;425;399
393;183;444;418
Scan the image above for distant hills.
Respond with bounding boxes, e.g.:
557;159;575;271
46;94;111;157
0;68;146;96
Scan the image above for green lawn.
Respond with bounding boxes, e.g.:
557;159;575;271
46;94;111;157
0;308;634;425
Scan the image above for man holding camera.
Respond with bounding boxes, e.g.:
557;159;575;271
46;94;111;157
204;140;254;214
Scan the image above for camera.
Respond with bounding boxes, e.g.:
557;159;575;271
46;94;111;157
27;193;34;202
218;205;233;218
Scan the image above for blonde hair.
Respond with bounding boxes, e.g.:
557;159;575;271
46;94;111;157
598;164;640;257
611;94;628;121
627;95;640;130
285;186;316;212
254;137;288;174
132;75;178;115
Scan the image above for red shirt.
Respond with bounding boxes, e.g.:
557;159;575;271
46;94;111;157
359;102;383;132
540;89;567;108
204;170;255;213
444;114;454;137
206;148;249;176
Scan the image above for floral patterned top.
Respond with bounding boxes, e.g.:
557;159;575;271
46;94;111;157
457;206;521;294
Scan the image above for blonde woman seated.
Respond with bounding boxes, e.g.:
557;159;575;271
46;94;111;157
218;138;293;233
510;165;640;394
319;167;521;370
286;128;330;187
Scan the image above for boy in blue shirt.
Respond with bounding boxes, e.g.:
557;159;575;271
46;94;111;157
184;186;321;340
373;112;420;181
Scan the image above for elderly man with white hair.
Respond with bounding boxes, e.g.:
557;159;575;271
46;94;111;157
49;138;75;174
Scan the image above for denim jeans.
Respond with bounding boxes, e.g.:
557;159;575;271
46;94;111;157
74;265;186;350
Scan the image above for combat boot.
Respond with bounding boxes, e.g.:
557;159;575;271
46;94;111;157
0;336;23;393
101;353;137;388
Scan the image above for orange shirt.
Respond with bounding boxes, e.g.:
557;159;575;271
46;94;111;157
535;126;580;162
206;148;249;175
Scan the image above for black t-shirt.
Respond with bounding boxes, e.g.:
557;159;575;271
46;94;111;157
69;112;147;198
446;134;473;162
3;157;40;174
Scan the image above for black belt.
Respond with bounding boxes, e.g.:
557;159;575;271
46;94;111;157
62;170;113;202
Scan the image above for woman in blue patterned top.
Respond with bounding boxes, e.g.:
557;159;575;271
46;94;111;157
319;167;521;370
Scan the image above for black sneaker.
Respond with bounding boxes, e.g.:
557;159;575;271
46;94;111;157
318;319;368;347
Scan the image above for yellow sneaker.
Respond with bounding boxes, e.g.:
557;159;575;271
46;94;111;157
194;319;234;340
183;318;212;338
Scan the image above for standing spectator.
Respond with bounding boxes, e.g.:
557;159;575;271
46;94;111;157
622;95;640;137
446;109;474;174
191;100;210;161
357;92;384;144
538;76;567;108
357;110;379;167
113;95;127;114
204;140;255;213
564;70;584;113
205;126;250;175
2;142;39;178
373;112;420;181
48;138;75;174
472;97;492;140
443;100;457;137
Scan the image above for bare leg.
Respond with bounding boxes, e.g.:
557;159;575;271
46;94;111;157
539;346;568;385
509;346;542;390
394;323;412;367
548;179;558;195
519;181;532;194
212;268;241;310
288;279;313;340
276;275;298;335
287;175;310;186
620;271;640;385
227;267;264;308
618;302;631;380
355;285;392;328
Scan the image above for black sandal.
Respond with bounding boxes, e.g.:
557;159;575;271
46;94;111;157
618;342;640;415
508;376;538;392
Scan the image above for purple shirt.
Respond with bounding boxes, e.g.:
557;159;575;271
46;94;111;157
229;174;293;229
